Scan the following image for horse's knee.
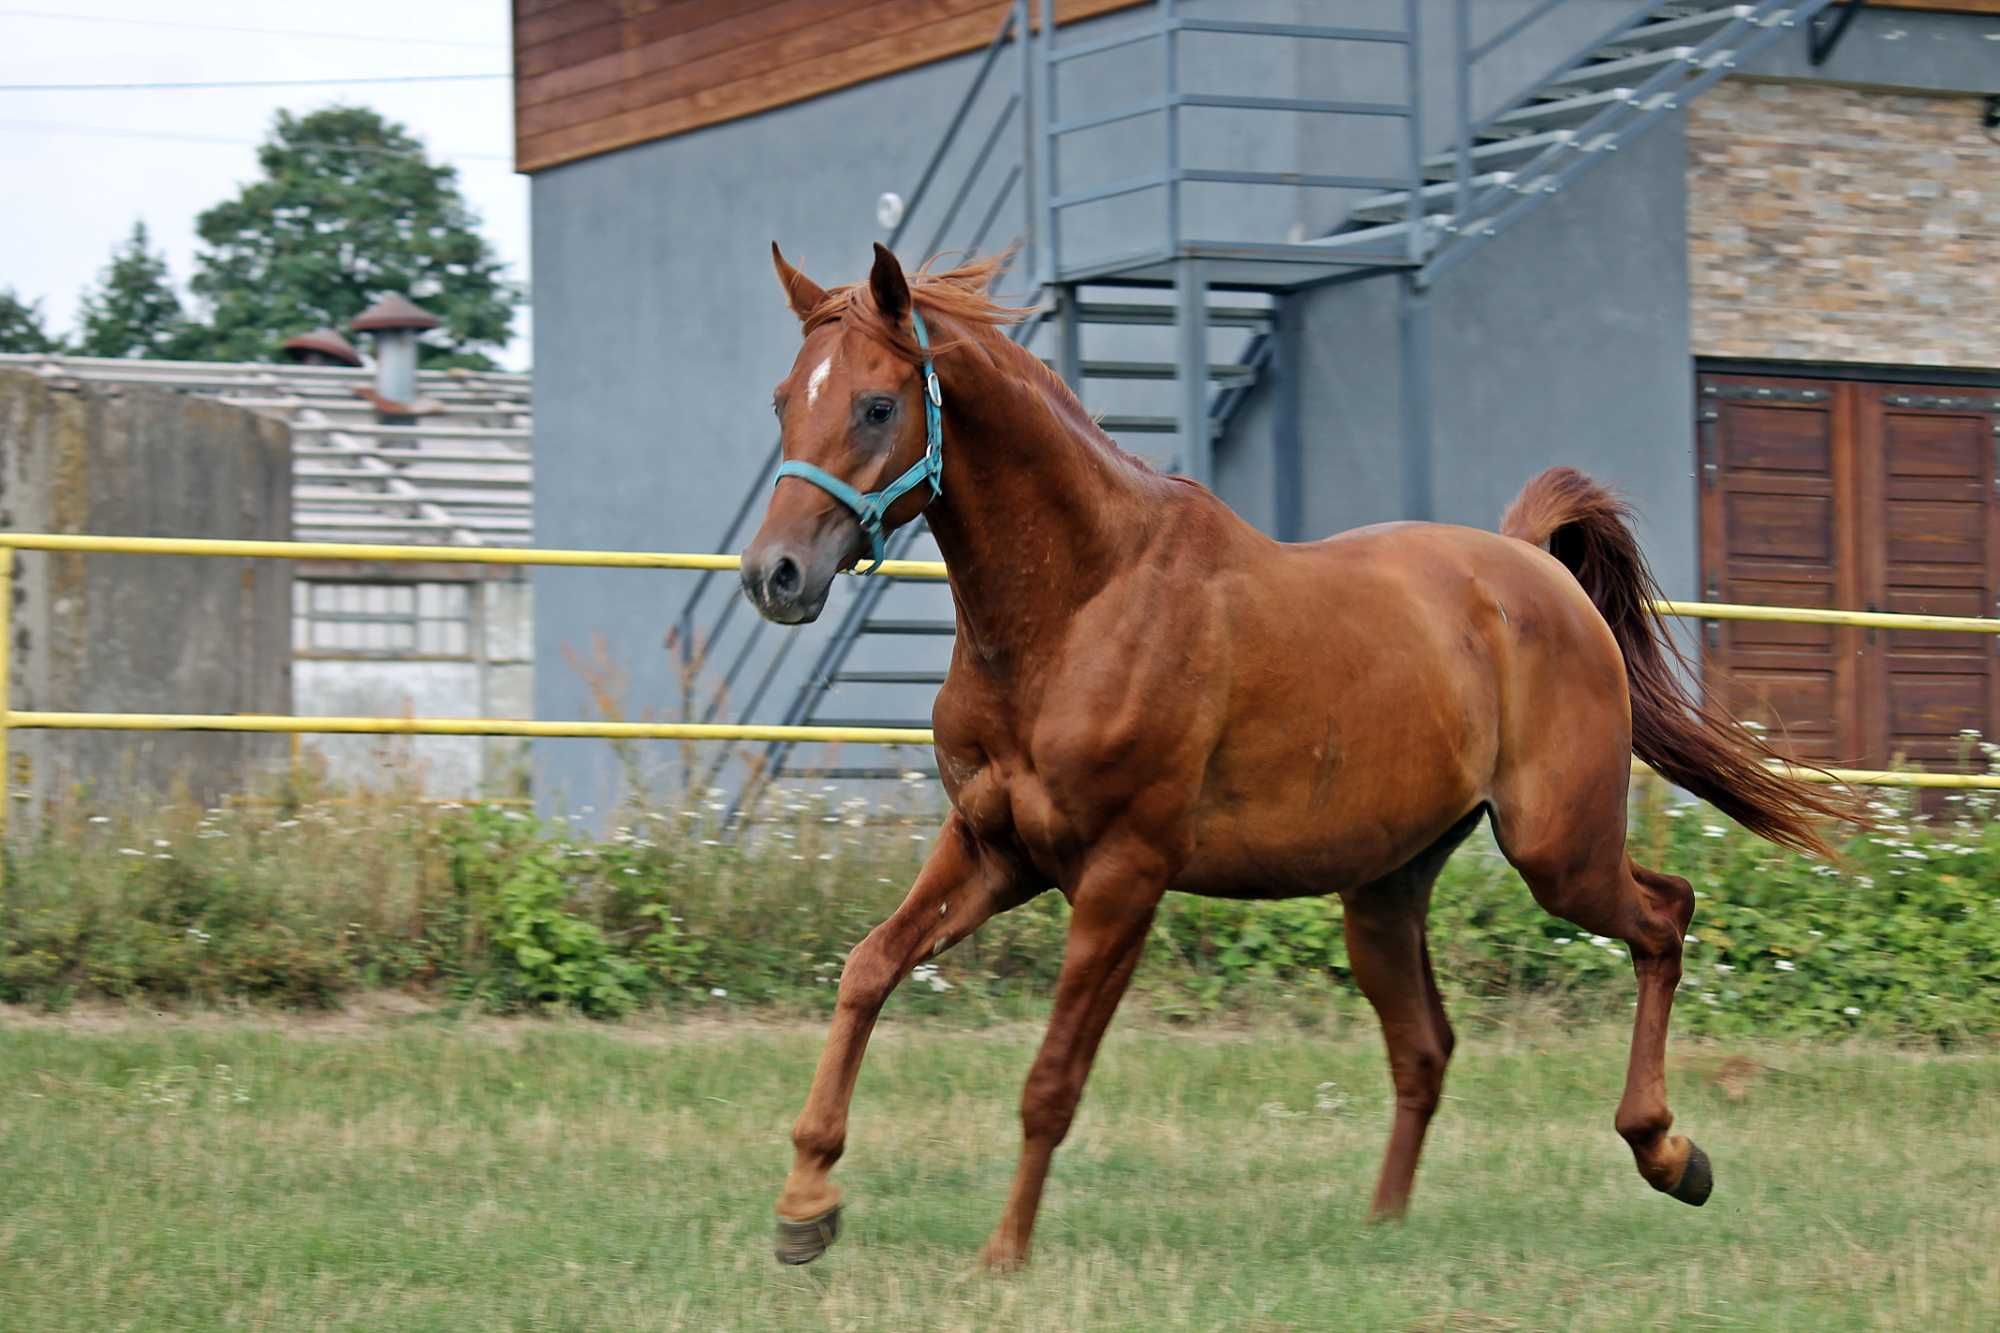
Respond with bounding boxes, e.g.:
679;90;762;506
1389;1040;1450;1117
834;932;904;1012
1019;1067;1079;1146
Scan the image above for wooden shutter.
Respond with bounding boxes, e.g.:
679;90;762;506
1696;375;1861;764
1854;386;2000;770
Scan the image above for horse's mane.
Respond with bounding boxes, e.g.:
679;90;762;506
801;252;1030;361
805;250;1160;476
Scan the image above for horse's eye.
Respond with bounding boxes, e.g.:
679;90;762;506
865;398;895;426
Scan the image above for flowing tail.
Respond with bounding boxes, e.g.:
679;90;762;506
1500;467;1859;859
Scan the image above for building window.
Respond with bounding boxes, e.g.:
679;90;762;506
294;581;474;658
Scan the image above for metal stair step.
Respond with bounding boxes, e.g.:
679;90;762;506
1070;301;1270;329
1348;173;1515;223
1595;6;1763;59
829;670;949;686
1095;414;1180;434
1422;130;1577;180
1302;216;1449;255
1540;47;1706;96
1484;87;1639;139
861;618;957;635
1059;359;1257;383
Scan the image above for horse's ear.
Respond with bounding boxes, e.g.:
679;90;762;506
771;242;827;327
869;242;910;322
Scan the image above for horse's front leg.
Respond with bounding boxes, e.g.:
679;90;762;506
980;846;1167;1271
774;812;1034;1264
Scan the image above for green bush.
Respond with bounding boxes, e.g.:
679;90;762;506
2;777;1995;1040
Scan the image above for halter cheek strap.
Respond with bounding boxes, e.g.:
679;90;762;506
771;307;943;571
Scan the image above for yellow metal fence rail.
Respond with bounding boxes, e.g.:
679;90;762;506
5;532;2000;802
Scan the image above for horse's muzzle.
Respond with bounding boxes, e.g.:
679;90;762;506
740;544;830;624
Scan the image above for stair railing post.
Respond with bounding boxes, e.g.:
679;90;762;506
1038;0;1059;287
1403;0;1426;266
1161;0;1181;258
1015;0;1037;292
1453;0;1472;233
1177;259;1210;487
1055;285;1083;388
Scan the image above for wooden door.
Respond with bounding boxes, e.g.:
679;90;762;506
1855;386;2000;770
1698;373;2000;771
1696;374;1862;764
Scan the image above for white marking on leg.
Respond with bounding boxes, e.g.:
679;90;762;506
806;355;834;409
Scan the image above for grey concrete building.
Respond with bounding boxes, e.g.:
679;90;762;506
517;1;2000;813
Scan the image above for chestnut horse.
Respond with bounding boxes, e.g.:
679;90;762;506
740;243;1852;1269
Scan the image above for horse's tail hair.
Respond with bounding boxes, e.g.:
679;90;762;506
1500;466;1860;859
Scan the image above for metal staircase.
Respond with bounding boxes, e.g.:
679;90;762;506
670;0;1838;807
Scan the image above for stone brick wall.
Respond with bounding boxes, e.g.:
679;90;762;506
1687;80;1999;368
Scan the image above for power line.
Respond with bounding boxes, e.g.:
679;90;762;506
0;73;509;94
0;117;513;165
0;7;503;49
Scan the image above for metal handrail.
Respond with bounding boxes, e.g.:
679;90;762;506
1040;0;1427;280
1443;0;1660;228
1433;0;1829;268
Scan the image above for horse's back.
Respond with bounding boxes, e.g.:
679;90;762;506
1174;513;1630;896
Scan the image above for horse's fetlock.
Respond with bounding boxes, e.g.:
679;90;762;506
792;1122;845;1165
1615;1106;1672;1149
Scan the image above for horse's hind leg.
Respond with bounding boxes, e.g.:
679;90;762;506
1493;796;1708;1205
1342;806;1483;1220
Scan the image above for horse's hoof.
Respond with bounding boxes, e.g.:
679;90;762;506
1668;1142;1713;1207
774;1206;841;1265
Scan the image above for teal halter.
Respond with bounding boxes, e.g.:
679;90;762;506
771;307;943;571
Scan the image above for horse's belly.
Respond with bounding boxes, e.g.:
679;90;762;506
1172;806;1472;898
1174;717;1488;898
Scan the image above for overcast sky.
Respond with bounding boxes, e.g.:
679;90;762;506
0;1;529;367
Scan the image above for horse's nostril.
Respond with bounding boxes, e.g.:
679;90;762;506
770;556;802;599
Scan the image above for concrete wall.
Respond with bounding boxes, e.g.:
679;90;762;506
294;575;533;796
0;369;292;816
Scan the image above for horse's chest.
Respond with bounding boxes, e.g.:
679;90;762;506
942;746;1078;875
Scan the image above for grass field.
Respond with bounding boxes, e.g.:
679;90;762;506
1;1006;1995;1331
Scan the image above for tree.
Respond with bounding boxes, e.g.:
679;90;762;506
75;221;191;359
0;288;63;354
187;106;518;367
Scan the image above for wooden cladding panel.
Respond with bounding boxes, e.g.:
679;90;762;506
1699;374;2000;772
514;0;1146;173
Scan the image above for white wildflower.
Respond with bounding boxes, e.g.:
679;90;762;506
1774;959;1796;972
709;987;728;998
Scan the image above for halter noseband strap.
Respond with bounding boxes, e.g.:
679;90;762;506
771;308;943;572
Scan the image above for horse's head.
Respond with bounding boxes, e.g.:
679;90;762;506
742;242;939;625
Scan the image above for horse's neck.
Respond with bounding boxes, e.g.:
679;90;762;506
926;347;1147;672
